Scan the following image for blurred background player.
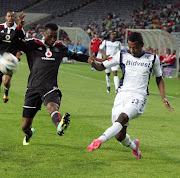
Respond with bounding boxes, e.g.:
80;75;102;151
89;33;102;70
87;32;174;159
99;31;121;93
0;10;25;103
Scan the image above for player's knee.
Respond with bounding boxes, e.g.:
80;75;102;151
2;75;11;86
116;113;129;126
113;71;117;76
115;132;126;142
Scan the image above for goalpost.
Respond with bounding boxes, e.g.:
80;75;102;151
125;29;179;78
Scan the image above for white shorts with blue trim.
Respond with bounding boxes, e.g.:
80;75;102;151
105;64;119;73
111;91;147;126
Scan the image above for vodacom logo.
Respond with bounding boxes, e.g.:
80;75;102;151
5;35;10;40
45;51;52;58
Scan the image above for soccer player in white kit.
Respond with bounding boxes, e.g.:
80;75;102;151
99;32;121;93
87;32;174;159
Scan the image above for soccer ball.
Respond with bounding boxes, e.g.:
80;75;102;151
0;52;19;75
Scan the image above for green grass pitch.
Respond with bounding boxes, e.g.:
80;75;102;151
0;55;180;177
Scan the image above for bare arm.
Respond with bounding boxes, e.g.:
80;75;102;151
99;49;106;58
88;56;106;71
96;54;111;62
16;51;23;61
89;43;92;56
156;76;174;111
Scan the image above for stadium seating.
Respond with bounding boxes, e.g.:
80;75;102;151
0;0;39;17
26;0;93;20
43;0;142;28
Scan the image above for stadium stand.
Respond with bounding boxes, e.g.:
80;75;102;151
0;0;179;49
26;0;95;20
0;0;40;17
43;0;142;28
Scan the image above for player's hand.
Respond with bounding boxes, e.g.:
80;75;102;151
162;98;174;112
88;55;95;64
101;55;111;61
17;11;26;28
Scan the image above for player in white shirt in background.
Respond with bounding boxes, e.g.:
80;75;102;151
87;32;174;159
99;31;121;93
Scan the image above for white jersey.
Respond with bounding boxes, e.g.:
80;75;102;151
99;40;121;57
103;50;162;96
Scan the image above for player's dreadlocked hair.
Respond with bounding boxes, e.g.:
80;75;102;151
128;32;143;44
45;23;58;31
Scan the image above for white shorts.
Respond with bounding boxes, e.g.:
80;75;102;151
111;91;147;126
105;65;119;73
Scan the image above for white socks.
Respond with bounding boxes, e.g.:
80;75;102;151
120;134;136;150
106;75;110;87
98;122;123;143
113;76;119;90
105;75;119;90
98;124;136;151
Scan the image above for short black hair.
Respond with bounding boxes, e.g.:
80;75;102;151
128;32;143;44
45;23;58;31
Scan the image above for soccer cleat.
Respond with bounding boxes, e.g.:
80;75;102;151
87;139;102;152
57;113;70;136
132;139;142;159
23;128;35;146
3;95;9;103
107;87;110;93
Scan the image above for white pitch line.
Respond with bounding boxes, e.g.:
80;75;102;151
149;91;180;100
60;66;88;72
60;70;180;100
60;70;109;84
19;63;180;100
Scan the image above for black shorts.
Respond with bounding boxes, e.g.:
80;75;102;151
23;87;62;118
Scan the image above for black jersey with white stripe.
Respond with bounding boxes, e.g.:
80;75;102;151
16;38;89;90
0;22;25;55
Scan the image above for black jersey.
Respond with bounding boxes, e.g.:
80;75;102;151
0;22;25;55
16;38;89;90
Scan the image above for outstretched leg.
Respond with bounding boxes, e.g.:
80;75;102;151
87;113;128;151
116;127;142;159
46;102;70;136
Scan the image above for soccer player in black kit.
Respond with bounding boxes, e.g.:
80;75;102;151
0;11;25;103
16;13;91;145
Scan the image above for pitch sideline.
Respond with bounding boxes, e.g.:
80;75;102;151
19;62;180;100
60;68;180;100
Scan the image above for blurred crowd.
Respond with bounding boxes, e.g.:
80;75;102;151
133;0;180;33
25;0;179;67
145;47;177;68
26;1;180;43
84;1;180;42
